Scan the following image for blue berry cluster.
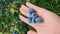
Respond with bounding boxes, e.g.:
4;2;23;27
12;30;18;34
14;5;18;10
28;8;43;23
0;4;4;9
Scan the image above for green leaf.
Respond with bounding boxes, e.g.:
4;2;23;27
14;26;19;31
55;0;59;4
10;8;15;14
10;27;14;32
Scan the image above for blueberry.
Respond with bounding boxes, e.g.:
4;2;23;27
28;17;32;23
32;18;35;23
28;13;32;18
14;6;17;10
5;11;10;16
5;24;8;28
31;13;38;19
0;4;4;9
12;30;18;34
28;8;34;13
29;13;38;19
35;17;43;23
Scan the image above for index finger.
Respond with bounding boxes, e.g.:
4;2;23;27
26;2;48;12
26;2;51;17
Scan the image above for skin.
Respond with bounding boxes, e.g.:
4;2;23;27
19;2;60;34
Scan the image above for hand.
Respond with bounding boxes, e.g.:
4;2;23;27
19;2;60;34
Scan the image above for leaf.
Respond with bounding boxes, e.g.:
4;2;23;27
10;8;15;14
14;26;19;31
10;27;14;32
30;0;36;4
55;0;59;4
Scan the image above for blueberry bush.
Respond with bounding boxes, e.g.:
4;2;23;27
0;0;60;34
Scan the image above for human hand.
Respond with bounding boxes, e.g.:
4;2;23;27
19;2;60;34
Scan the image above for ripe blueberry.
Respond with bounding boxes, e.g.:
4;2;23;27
31;13;38;19
28;17;32;23
35;17;43;23
28;8;34;13
12;30;18;34
28;13;32;18
14;5;17;10
5;11;10;16
0;4;4;9
32;18;35;23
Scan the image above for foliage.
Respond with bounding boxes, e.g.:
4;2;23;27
0;0;60;34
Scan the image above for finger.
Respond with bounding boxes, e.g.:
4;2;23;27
27;30;37;34
20;8;28;17
19;15;43;31
26;2;60;23
26;2;51;16
19;15;43;25
19;15;28;23
21;5;28;12
26;2;47;12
